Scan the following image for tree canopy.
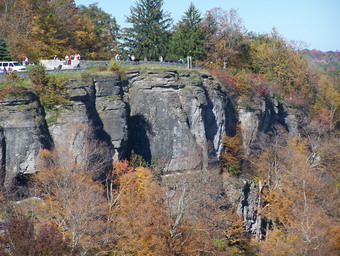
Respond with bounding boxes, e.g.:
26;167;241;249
124;0;172;60
168;3;206;60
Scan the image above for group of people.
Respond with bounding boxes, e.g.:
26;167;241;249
115;54;138;62
52;54;82;65
65;54;81;65
115;54;170;63
20;56;29;66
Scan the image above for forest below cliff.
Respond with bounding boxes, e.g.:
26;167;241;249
0;0;339;256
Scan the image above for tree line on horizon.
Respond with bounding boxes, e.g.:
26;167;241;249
0;0;333;64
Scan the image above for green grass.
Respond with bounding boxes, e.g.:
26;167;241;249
123;64;203;73
0;79;31;88
105;94;120;101
52;71;83;80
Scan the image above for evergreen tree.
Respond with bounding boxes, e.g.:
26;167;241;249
125;0;172;60
168;3;206;61
0;34;11;61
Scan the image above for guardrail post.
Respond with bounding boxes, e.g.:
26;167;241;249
187;56;192;69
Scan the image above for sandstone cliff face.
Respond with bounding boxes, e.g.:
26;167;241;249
94;76;128;160
0;92;52;186
0;72;299;181
46;75;128;167
238;98;299;153
128;70;233;174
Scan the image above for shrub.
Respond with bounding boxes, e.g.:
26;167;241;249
209;69;237;91
0;85;27;100
97;65;107;72
28;65;69;109
2;71;22;83
37;75;69;109
1;215;75;256
108;59;126;80
130;150;149;168
28;65;49;86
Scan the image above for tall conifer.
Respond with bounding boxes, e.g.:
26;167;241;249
168;3;206;61
125;0;172;60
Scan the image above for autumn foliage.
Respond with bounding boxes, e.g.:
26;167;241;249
0;215;75;256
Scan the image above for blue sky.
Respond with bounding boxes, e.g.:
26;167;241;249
74;0;340;51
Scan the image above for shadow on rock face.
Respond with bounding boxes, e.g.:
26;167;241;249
127;114;153;164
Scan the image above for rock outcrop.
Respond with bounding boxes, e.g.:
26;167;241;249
239;98;299;153
0;91;52;186
128;70;233;174
0;71;299;181
94;76;129;160
46;75;129;167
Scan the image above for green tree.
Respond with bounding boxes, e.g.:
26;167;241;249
124;0;172;60
168;3;205;61
79;3;120;59
0;34;11;61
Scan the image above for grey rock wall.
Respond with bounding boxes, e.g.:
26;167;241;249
128;71;233;174
239;98;299;153
94;76;128;160
0;92;52;186
46;75;129;167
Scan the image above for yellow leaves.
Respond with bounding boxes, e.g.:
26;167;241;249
250;31;316;103
327;225;340;253
234;70;252;97
135;167;152;192
287;137;308;155
259;229;299;256
31;148;107;248
253;134;337;255
110;164;171;255
221;125;244;175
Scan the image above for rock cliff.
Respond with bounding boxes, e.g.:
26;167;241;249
0;91;52;186
238;98;299;153
128;70;232;174
46;75;128;169
0;69;300;233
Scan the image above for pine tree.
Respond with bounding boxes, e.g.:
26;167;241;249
0;34;12;61
124;0;172;60
168;3;206;61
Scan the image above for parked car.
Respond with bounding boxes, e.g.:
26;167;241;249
0;61;27;73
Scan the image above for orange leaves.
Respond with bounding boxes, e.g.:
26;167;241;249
110;162;170;255
32;148;107;249
253;135;337;255
221;125;244;175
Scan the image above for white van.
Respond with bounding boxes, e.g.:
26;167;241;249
0;61;27;73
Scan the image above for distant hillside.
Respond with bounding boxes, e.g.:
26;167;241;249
302;49;340;75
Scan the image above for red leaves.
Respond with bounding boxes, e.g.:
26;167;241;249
209;69;237;91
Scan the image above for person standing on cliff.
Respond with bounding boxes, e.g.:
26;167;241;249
65;55;69;65
23;57;28;66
